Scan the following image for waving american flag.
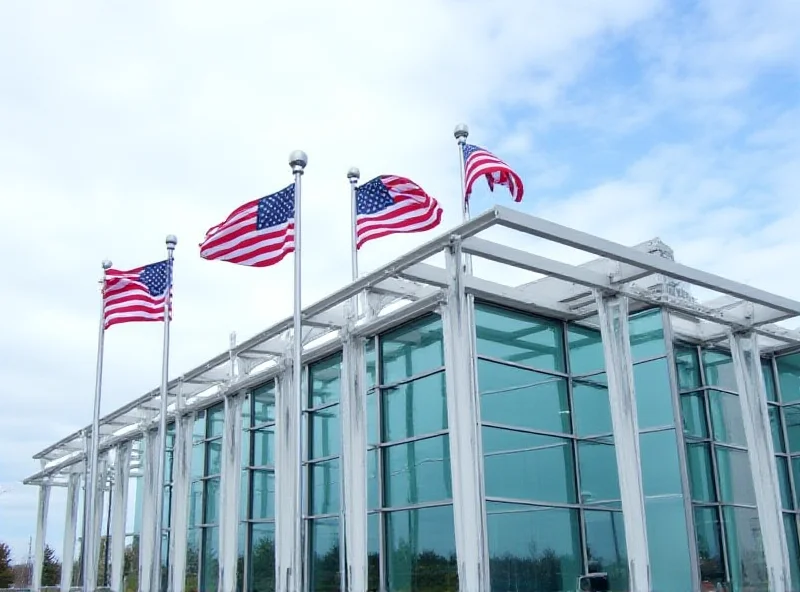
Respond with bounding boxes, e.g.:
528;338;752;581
462;143;524;203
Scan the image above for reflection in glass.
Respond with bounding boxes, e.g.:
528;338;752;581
584;510;628;591
769;405;786;453
686;443;716;502
784;405;800;453
309;354;342;408
202;526;219;592
367;449;379;510
475;303;565;372
483;427;576;504
776;457;792;510
383;436;452;507
382;371;447;442
381;314;444;384
674;346;701;390
249;522;275;592
572;374;612;437
708;390;746;446
253;383;276;424
251;469;275;520
578;439;621;507
702;351;738;392
680;392;707;439
693;506;726;588
567;325;604;375
310;459;340;516
204;478;220;524
640;430;682;497
716;447;756;506
627;309;665;361
309;406;341;459
308;517;340;591
722;506;767;592
633;358;674;429
252;427;275;467
385;505;458;592
486;502;581;592
479;360;570;434
785;514;800;592
368;513;380;592
208;404;225;438
777;352;800;403
644;496;692;592
762;360;777;402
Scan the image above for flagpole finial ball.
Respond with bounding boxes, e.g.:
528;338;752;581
102;260;113;270
289;150;308;171
454;123;469;141
166;235;178;248
347;167;360;181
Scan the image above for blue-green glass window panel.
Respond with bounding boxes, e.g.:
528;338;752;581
308;517;340;591
192;411;206;443
584;510;628;590
572;374;613;437
681;392;708;439
686;442;716;502
241;427;251;467
241;393;251;430
204;477;220;524
309;405;340;460
207;403;225;438
249;522;275;592
381;315;444;384
483;427;577;504
252;427;275;467
310;459;340;516
762;360;777;402
784;514;800;592
239;469;248;521
640;429;683;497
567;324;604;375
485;502;581;592
708;390;746;446
777;353;800;403
251;469;275;520
784;405;800;453
162;485;172;528
165;448;174;483
189;481;202;528
645;496;692;592
475;303;565;372
693;506;726;587
385;505;458;592
479;359;570;434
770;405;786;453
722;506;767;592
206;439;222;476
702;350;738;392
628;309;665;361
367;513;380;592
792;457;800;508
367;449;379;510
634;358;675;429
253;384;276;425
366;392;379;446
382;371;447;442
776;456;792;510
186;527;200;590
366;339;376;389
201;526;220;592
309;354;342;408
716;447;756;505
675;346;702;390
578;440;621;508
383;436;452;507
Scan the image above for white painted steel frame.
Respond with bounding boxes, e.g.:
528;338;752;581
32;484;50;592
218;393;244;592
61;472;81;592
110;442;132;592
139;429;159;592
729;331;792;591
169;413;193;592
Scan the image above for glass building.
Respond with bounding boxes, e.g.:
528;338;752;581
24;206;800;592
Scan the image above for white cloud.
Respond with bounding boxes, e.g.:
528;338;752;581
1;0;798;561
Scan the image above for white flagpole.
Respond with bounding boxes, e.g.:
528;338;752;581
454;123;472;274
83;259;112;592
289;150;308;592
347;167;361;316
151;234;177;592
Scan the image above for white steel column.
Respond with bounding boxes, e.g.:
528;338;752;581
275;360;302;592
110;442;132;592
218;393;244;592
139;429;159;592
61;472;82;592
341;329;368;592
169;413;193;592
87;455;108;592
730;330;791;592
32;483;51;592
594;292;650;592
441;237;489;591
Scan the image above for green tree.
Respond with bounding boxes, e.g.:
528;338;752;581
42;544;61;586
0;542;13;588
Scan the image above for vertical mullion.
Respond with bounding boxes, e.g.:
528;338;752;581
375;335;387;592
774;356;798;514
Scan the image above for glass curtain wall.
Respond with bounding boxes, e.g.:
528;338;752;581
306;353;344;591
366;314;458;592
161;423;175;592
187;403;224;592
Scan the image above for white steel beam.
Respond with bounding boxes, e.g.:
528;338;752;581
442;238;490;591
218;393;245;592
32;484;50;592
595;292;650;592
496;206;800;316
61;472;81;592
730;331;792;592
340;329;368;591
169;413;192;592
110;442;132;592
139;429;159;592
274;362;302;592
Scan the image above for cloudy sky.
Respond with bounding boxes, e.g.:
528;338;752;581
1;0;799;562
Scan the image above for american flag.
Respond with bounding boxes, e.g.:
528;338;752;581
104;260;172;329
355;175;443;249
199;184;295;267
462;143;524;203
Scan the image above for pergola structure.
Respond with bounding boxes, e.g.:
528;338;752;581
24;205;800;592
